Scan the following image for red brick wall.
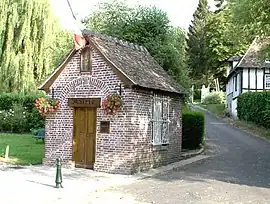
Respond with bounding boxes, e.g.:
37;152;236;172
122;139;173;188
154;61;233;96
43;46;182;174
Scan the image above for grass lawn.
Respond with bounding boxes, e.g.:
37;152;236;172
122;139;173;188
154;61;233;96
223;119;270;140
198;103;225;116
0;133;44;165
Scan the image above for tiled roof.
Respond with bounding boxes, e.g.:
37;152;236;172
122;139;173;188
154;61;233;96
227;56;242;62
237;37;270;68
83;30;184;94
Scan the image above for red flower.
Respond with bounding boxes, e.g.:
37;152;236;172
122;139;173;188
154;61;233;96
35;97;60;117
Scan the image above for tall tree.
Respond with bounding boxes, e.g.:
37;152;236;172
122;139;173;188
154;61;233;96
229;0;270;37
83;1;190;88
187;0;210;86
0;0;72;93
229;0;270;57
204;5;248;89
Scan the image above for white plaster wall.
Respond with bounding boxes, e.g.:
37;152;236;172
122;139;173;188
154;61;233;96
242;69;249;89
257;69;264;89
233;61;238;68
226;77;233;95
250;69;256;89
231;98;238;119
226;93;233;116
226;66;230;77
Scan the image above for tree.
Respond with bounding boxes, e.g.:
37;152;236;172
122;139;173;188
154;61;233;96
187;0;210;86
229;0;270;37
0;0;73;93
228;0;270;57
83;0;190;88
204;5;249;89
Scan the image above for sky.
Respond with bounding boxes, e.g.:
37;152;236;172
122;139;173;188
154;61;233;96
51;0;215;31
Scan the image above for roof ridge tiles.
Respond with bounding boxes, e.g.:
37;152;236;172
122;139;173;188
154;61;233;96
83;29;148;54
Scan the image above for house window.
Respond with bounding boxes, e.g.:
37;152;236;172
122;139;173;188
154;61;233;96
152;94;169;145
234;74;238;92
81;47;91;72
265;74;270;89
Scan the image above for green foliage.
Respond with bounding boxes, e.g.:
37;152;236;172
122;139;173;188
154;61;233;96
200;104;225;116
194;89;202;100
182;109;205;150
83;0;190;88
237;92;270;128
0;104;27;133
204;8;248;88
230;0;270;37
0;92;45;133
187;0;210;85
187;0;253;89
228;0;270;57
0;0;73;93
202;91;225;105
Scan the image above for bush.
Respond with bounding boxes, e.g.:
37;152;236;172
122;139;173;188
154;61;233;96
202;91;225;105
237;92;270;128
0;92;45;133
182;109;205;150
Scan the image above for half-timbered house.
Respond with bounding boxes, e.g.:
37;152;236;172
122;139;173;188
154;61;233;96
226;37;270;118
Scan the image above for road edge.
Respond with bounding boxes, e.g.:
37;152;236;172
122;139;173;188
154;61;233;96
190;104;270;144
133;148;209;180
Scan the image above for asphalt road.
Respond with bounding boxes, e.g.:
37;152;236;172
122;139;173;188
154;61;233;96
105;111;270;204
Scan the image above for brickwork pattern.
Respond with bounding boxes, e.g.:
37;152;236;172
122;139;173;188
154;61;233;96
44;46;182;174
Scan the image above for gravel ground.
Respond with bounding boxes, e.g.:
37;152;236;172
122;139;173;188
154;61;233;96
1;111;270;204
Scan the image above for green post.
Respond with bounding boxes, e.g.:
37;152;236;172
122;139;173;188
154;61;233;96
55;158;63;188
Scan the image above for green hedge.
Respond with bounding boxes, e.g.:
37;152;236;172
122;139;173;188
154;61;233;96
202;91;225;105
0;92;45;133
182;109;205;150
237;92;270;128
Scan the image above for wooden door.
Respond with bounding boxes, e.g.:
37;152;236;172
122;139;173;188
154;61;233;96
73;107;96;169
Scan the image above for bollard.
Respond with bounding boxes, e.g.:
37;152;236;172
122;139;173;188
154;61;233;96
5;145;9;160
55;158;63;188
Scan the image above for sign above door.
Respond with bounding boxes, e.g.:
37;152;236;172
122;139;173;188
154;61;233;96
68;98;101;108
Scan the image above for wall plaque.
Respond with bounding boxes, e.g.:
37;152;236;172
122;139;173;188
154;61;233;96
100;121;110;133
68;98;101;107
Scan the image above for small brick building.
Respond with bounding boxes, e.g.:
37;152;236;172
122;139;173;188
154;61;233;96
39;30;184;174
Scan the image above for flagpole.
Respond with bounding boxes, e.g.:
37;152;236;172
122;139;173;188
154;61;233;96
66;0;77;20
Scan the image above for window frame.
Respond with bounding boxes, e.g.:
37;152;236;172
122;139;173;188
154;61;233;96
152;94;170;146
265;74;270;89
80;47;92;73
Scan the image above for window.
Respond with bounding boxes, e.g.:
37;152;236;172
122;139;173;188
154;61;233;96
265;74;270;89
152;94;169;145
234;74;238;92
81;47;91;72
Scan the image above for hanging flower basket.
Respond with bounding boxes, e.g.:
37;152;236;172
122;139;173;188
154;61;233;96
102;93;123;115
35;97;60;117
